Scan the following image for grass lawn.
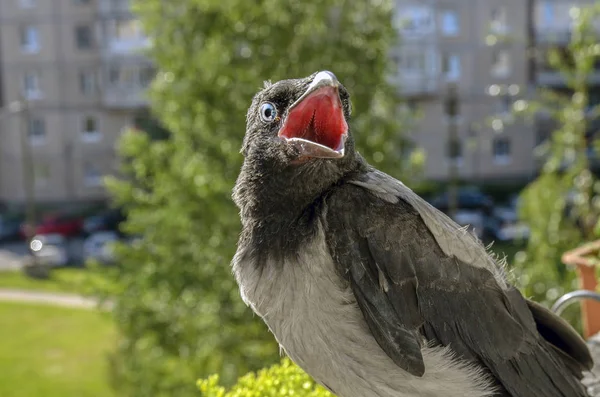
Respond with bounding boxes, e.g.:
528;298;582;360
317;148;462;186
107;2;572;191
0;267;113;295
0;302;115;397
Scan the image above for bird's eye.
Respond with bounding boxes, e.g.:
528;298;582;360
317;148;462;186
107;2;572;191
260;102;277;123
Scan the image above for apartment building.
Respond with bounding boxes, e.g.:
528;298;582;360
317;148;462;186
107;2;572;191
393;0;535;182
0;0;595;204
533;0;600;150
0;0;152;204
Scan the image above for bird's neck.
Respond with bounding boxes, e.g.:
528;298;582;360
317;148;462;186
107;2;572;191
234;168;332;260
235;168;324;224
233;152;366;225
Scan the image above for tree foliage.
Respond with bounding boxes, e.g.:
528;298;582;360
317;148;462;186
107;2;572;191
508;4;600;310
105;0;412;395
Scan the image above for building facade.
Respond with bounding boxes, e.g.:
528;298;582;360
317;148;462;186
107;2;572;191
394;0;536;183
0;0;152;204
0;0;596;203
532;0;600;150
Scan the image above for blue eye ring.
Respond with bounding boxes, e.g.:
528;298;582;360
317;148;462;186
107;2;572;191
260;102;277;123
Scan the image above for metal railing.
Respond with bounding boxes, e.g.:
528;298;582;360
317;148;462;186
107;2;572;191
552;290;600;316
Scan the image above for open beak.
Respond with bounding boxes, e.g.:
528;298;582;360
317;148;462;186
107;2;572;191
278;71;348;159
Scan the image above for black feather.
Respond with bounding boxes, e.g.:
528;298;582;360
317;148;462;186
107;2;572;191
324;171;591;397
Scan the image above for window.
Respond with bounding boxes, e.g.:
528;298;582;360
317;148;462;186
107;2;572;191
81;116;101;142
33;163;50;188
84;163;102;187
541;1;554;27
121;67;137;85
442;53;461;81
20;25;39;53
490;6;507;33
401;53;426;72
405;100;418;113
23;72;42;99
79;70;96;95
440;10;459;36
495;95;513;115
391;53;401;69
18;0;36;8
108;67;120;84
75;25;93;49
493;137;511;164
447;138;463;165
395;6;435;35
140;67;155;87
491;50;511;77
28;117;46;145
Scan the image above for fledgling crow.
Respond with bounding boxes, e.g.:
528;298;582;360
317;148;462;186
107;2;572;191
232;71;593;397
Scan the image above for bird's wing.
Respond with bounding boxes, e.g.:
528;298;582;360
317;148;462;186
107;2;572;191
323;169;591;397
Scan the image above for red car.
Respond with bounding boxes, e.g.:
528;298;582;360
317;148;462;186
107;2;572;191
21;213;84;238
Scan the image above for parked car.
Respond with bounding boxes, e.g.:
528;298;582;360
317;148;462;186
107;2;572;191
451;210;486;240
23;212;85;238
429;187;494;213
83;231;119;264
0;212;25;242
83;208;125;236
29;234;69;267
483;206;530;242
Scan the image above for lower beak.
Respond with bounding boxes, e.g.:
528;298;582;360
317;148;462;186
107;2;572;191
286;135;346;159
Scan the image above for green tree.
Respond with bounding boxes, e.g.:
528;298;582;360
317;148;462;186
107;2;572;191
503;4;600;311
106;1;413;396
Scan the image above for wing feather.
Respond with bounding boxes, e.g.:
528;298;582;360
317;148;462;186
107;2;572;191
324;169;591;397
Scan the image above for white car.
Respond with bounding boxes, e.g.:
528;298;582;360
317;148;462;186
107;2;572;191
83;231;119;264
484;207;530;242
451;210;485;240
30;234;69;267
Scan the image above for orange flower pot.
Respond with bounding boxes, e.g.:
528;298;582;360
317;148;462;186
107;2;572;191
561;240;600;338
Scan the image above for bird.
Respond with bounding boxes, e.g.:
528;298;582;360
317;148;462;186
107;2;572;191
232;70;593;397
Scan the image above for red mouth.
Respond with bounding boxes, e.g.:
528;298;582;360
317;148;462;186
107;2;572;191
278;85;348;155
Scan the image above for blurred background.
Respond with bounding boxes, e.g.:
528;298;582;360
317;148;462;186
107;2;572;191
1;0;600;396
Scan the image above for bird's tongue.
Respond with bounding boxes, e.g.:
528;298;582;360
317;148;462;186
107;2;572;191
278;86;347;152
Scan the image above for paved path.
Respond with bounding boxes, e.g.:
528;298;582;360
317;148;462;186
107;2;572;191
0;288;112;310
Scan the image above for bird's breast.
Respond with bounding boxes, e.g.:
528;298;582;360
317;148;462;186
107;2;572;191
232;222;495;397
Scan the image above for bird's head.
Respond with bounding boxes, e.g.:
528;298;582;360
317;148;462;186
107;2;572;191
235;71;362;216
242;70;353;163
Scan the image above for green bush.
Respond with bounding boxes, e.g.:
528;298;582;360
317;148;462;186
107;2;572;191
198;359;333;397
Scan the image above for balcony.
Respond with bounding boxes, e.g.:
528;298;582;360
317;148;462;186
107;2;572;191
101;63;154;109
536;24;600;46
101;18;151;58
394;6;436;41
535;27;572;45
393;74;438;97
103;37;151;57
536;70;600;87
98;0;133;17
390;44;438;97
102;86;148;109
